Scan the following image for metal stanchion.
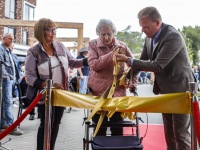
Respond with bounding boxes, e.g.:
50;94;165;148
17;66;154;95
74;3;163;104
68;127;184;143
136;113;140;140
188;82;199;150
85;109;90;150
0;60;12;150
43;79;53;150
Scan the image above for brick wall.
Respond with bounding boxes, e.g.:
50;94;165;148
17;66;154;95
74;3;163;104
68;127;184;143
0;0;37;46
0;0;5;40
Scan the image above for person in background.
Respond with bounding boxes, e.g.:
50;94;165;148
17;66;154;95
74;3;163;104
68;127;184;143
0;33;23;135
146;72;152;84
25;18;88;150
76;47;90;94
139;71;146;84
198;65;200;83
87;19;138;136
9;44;23;98
115;6;195;150
194;66;199;82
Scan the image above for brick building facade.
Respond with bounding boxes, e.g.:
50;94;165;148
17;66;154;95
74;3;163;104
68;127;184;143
0;0;37;46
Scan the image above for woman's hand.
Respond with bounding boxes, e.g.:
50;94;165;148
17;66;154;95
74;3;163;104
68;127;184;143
113;46;126;54
125;78;132;88
115;53;128;62
53;83;64;90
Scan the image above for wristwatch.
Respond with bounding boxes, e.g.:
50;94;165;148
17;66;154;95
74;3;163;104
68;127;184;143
126;57;131;67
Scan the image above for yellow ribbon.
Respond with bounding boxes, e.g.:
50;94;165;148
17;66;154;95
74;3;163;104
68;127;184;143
93;48;123;136
51;89;191;114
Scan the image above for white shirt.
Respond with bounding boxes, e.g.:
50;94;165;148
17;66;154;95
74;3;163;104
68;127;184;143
49;55;63;85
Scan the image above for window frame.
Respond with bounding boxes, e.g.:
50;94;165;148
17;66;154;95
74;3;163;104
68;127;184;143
5;0;16;19
23;1;35;20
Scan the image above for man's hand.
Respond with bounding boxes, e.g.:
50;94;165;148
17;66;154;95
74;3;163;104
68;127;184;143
115;53;128;62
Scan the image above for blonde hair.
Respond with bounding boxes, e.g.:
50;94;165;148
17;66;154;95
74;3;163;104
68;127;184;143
34;18;56;46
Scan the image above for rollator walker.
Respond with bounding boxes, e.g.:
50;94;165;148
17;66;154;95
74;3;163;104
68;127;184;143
82;49;143;150
83;110;143;150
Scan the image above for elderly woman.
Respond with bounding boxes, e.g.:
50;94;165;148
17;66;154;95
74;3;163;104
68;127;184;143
87;19;138;136
25;18;88;150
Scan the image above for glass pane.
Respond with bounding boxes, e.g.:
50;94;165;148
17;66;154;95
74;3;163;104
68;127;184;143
23;31;27;45
5;0;10;17
10;0;15;12
29;7;34;21
8;28;14;35
24;5;29;20
4;27;9;34
10;12;14;19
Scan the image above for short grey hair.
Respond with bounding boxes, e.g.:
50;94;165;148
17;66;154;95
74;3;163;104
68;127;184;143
2;33;13;38
138;7;162;23
96;19;117;36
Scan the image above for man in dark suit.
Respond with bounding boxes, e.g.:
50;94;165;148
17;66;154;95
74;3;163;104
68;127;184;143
115;6;194;150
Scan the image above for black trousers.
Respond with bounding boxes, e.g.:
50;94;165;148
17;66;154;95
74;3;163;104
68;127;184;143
37;104;65;150
23;98;35;115
92;112;123;136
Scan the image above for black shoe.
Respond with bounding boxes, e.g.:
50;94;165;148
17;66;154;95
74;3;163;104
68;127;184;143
29;115;35;120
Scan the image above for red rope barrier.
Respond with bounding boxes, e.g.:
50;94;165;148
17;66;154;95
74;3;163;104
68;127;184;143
193;101;200;146
0;93;43;140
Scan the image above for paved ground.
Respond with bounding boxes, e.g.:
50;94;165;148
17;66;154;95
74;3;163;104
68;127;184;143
0;84;163;150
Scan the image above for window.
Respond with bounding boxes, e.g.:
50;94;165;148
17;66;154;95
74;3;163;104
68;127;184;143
23;31;28;45
5;0;15;19
24;3;35;20
4;27;15;38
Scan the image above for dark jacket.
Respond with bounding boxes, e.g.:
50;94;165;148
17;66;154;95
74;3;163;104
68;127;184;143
132;23;195;94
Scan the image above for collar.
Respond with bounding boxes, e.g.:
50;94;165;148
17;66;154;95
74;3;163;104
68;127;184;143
108;38;115;49
1;43;10;52
39;41;66;56
39;42;46;52
152;27;162;41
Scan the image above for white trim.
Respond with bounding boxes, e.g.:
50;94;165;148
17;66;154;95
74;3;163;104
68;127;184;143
23;1;35;20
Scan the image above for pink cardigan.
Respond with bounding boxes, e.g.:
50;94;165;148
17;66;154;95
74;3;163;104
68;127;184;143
87;38;136;97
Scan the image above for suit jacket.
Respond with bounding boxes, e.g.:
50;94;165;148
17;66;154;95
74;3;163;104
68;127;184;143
132;23;195;94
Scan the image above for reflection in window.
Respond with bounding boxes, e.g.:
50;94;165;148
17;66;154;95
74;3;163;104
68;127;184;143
5;0;15;19
24;3;35;20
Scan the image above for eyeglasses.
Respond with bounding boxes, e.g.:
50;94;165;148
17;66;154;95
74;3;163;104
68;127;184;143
44;28;57;34
6;37;15;42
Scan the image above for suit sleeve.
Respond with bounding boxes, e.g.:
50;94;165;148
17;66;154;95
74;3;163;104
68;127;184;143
131;39;149;78
132;32;182;73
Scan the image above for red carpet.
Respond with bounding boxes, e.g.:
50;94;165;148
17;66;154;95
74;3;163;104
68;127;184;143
124;124;166;150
